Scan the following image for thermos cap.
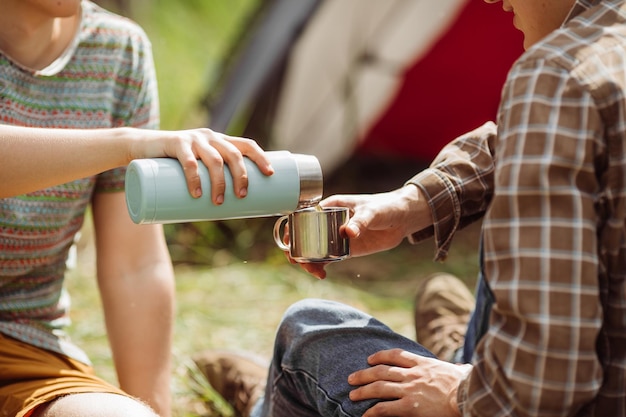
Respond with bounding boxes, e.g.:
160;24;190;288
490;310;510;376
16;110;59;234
292;153;323;208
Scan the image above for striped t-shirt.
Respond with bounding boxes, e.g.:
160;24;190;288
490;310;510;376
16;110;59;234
0;0;159;364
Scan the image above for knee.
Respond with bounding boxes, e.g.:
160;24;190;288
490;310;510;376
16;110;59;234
36;393;158;417
273;299;338;360
283;298;324;319
281;298;338;325
277;298;353;339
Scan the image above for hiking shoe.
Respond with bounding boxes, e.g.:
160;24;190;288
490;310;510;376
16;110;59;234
413;273;475;362
192;350;268;417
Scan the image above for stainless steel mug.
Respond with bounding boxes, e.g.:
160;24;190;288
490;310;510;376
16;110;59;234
273;206;350;263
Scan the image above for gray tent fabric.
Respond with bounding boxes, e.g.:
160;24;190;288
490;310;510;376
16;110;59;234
206;0;468;172
269;0;467;172
205;0;522;174
207;0;321;132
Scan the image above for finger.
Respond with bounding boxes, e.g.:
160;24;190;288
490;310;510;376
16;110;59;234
195;145;227;205
321;197;370;237
349;364;405;387
283;252;327;279
279;222;328;279
152;130;202;198
350;380;403;402
339;222;358;239
319;195;357;210
280;242;327;279
285;252;297;264
190;129;245;201
367;349;420;368
318;197;363;238
362;398;414;417
200;136;250;200
343;204;379;238
300;262;327;279
226;135;274;176
177;155;202;198
225;155;249;199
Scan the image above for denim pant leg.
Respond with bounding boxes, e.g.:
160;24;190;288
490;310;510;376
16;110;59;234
250;298;436;417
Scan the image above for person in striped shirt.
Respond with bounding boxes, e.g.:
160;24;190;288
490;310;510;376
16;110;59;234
194;0;626;415
0;1;272;417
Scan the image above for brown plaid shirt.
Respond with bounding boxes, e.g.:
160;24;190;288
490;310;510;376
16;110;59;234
407;0;626;415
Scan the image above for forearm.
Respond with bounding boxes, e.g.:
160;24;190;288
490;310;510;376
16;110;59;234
99;261;175;416
1;124;274;204
92;191;177;415
0;125;137;197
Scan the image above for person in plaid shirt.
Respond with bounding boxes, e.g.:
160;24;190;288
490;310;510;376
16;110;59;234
194;0;626;415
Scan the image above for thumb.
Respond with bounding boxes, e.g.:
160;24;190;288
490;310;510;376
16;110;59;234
345;209;374;239
344;221;361;238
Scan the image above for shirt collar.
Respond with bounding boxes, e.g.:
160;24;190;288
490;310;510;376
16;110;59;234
566;0;608;23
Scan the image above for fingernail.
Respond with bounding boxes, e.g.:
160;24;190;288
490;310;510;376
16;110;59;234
239;188;248;198
216;194;224;205
194;188;202;198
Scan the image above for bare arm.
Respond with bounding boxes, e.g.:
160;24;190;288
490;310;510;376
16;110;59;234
0;124;274;200
92;191;175;416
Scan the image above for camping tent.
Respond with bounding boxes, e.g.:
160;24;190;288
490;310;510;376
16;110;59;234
205;0;524;174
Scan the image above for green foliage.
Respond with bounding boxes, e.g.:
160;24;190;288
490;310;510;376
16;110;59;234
131;0;260;131
163;217;282;266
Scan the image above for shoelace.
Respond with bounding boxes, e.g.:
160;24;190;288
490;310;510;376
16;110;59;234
422;313;470;361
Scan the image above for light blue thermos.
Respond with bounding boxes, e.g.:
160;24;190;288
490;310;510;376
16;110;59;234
125;151;323;224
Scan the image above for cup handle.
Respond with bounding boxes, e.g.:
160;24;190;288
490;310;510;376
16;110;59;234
273;215;290;251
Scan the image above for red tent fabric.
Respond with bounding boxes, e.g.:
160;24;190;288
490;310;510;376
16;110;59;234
359;1;524;162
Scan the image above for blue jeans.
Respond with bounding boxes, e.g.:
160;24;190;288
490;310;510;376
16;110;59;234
251;276;494;417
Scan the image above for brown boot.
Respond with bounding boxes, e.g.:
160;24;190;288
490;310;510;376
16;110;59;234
192;350;268;417
414;273;475;362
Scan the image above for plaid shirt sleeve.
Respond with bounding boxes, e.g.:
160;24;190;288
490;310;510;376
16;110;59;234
405;121;497;261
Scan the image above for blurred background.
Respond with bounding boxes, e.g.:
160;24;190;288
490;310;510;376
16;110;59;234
69;1;523;415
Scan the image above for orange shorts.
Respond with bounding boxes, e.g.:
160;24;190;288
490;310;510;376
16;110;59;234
0;332;130;417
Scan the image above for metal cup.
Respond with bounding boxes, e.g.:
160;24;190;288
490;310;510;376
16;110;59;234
273;206;350;263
